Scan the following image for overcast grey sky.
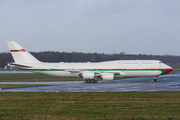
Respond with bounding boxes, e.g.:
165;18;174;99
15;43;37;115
0;0;180;55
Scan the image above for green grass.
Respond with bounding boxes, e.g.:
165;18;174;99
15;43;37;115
0;74;84;88
170;64;180;73
0;69;16;71
0;84;44;88
0;74;83;82
0;92;179;120
170;64;180;69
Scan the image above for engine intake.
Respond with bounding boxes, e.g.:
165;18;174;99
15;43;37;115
82;71;95;79
101;73;114;80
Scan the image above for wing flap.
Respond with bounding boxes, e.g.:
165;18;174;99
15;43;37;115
65;70;120;77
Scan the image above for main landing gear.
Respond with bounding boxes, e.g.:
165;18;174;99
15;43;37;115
85;79;98;83
154;76;158;82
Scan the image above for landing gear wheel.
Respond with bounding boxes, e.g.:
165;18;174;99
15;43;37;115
85;79;98;83
92;79;95;83
85;79;88;83
154;79;158;82
88;79;91;83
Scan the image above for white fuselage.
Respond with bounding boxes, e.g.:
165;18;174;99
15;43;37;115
14;60;173;78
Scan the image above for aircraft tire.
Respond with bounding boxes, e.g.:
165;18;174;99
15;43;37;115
85;79;98;83
92;79;95;83
154;79;158;82
88;79;91;83
85;79;88;83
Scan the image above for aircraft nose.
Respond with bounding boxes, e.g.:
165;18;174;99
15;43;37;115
163;66;173;74
168;67;173;73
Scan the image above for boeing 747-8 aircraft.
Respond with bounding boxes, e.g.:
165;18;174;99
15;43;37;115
7;41;173;83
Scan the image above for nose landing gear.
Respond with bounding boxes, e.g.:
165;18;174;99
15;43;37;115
154;76;158;82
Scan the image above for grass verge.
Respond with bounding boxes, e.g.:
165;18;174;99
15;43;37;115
0;74;83;82
0;92;180;120
0;74;83;88
0;84;44;89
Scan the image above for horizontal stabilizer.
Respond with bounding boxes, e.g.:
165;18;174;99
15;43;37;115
10;63;32;68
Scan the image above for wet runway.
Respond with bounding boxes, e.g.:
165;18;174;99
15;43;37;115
1;73;180;92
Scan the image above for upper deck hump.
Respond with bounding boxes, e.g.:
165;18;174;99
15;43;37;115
100;60;161;64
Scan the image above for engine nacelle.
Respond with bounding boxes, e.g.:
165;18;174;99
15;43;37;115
82;71;95;79
101;73;114;80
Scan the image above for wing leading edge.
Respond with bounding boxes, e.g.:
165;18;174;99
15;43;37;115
64;69;120;80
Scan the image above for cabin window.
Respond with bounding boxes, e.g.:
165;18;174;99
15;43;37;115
124;62;138;64
142;62;152;64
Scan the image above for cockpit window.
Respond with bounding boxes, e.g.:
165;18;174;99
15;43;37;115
159;62;162;63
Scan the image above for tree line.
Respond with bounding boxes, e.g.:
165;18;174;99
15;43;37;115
0;51;180;68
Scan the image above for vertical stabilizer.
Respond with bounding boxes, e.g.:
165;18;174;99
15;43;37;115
7;41;40;63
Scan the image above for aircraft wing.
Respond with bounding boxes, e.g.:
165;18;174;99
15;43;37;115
65;69;120;78
50;69;121;80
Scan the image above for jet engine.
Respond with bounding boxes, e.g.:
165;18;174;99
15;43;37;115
101;73;114;80
82;71;95;79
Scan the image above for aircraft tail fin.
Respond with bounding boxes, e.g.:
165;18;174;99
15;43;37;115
7;41;40;63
